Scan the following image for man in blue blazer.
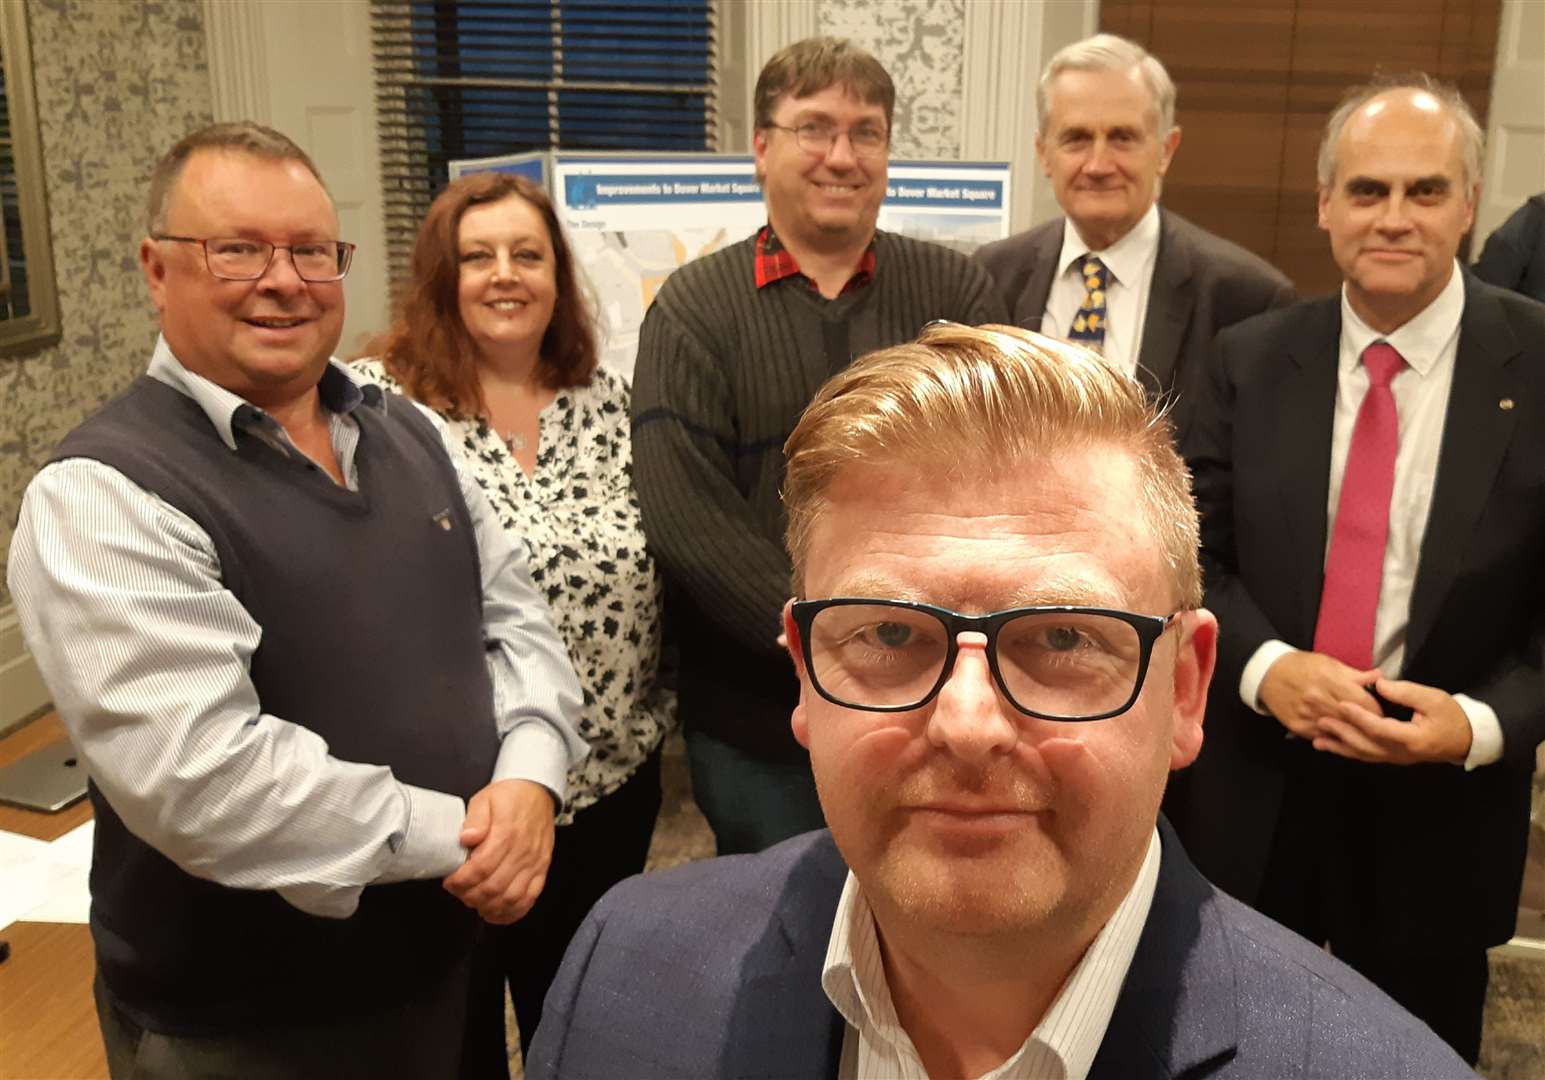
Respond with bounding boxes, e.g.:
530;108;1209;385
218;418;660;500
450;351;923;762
530;324;1469;1078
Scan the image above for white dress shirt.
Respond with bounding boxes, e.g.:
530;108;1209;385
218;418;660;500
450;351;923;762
7;336;588;918
1042;203;1162;379
1238;264;1502;769
822;830;1161;1080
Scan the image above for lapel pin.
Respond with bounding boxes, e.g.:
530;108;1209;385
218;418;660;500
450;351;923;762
432;510;453;531
1499;398;1515;411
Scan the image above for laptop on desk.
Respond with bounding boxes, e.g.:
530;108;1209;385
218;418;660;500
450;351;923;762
0;742;89;812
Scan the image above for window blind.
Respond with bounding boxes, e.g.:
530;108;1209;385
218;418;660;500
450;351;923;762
371;0;718;285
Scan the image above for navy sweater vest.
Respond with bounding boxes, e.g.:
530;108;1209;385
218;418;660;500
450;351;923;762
53;375;498;1033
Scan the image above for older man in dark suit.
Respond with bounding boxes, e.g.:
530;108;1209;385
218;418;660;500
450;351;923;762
975;33;1292;433
529;323;1468;1080
1171;75;1545;1064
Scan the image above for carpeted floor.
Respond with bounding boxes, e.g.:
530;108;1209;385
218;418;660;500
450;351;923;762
1482;943;1545;1079
1481;814;1545;1079
640;732;718;872
511;736;1545;1076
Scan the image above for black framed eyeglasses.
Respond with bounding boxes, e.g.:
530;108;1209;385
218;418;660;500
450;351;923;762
789;598;1181;722
765;122;889;159
152;235;355;282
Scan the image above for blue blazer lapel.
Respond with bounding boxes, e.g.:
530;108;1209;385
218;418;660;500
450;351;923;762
726;968;844;1079
1405;274;1523;664
724;834;848;1080
1089;818;1240;1080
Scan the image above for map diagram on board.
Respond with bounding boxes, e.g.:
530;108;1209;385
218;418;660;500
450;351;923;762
572;227;732;379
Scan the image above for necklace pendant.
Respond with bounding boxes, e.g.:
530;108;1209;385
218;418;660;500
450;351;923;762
503;431;527;454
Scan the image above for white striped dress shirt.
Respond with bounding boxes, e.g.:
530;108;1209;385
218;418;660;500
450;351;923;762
6;336;587;919
1236;265;1503;770
822;829;1162;1080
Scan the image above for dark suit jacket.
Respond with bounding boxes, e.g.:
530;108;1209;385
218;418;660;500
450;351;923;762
973;209;1295;434
1473;193;1545;303
1170;273;1545;950
527;822;1469;1079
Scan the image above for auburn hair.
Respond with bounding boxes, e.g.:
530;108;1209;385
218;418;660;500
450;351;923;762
365;172;597;417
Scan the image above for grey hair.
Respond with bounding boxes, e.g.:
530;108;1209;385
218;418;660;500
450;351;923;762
1317;74;1484;190
1037;33;1177;136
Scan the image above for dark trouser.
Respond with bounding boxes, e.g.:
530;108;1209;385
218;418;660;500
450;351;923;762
94;956;472;1079
1331;936;1489;1064
462;750;664;1074
685;728;826;856
1257;764;1489;1065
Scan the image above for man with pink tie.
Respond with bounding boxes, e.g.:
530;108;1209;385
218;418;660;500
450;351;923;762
1169;75;1545;1064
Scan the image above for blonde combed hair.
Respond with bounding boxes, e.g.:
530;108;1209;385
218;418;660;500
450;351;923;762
782;323;1202;608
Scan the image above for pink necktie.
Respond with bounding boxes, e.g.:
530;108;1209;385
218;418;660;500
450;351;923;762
1313;342;1407;669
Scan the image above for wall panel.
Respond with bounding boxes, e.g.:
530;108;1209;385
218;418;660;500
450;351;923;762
1104;0;1501;296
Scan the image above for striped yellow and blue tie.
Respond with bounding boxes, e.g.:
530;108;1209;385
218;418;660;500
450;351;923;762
1067;255;1110;354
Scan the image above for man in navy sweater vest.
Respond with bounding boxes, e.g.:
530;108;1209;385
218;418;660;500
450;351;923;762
7;122;585;1078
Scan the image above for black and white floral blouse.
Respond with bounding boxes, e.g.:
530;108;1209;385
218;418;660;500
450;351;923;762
353;360;674;820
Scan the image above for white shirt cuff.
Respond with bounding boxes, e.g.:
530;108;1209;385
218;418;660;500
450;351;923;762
1240;640;1297;714
493;720;571;807
283;785;466;916
378;784;468;882
1454;693;1503;770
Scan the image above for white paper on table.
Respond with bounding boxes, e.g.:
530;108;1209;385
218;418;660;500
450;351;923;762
47;820;95;868
0;829;77;931
22;862;91;922
0;821;95;928
22;820;94;922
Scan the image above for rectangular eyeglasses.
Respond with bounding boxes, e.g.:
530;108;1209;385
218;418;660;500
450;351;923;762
152;235;355;282
789;598;1180;722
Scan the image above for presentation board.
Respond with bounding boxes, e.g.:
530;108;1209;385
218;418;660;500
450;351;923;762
449;151;1011;381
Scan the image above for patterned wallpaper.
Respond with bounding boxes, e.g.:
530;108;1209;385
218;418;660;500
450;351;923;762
817;0;965;159
0;0;211;608
0;0;962;608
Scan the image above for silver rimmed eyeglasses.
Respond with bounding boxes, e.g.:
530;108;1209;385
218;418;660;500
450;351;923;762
152;235;356;282
788;598;1181;721
765;122;889;159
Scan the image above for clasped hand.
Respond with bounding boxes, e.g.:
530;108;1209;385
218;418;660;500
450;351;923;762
442;778;556;924
1258;651;1472;765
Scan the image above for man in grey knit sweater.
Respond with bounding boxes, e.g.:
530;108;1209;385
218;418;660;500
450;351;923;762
630;37;1006;855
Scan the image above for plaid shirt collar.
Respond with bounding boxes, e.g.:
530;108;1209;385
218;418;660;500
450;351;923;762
754;225;877;296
